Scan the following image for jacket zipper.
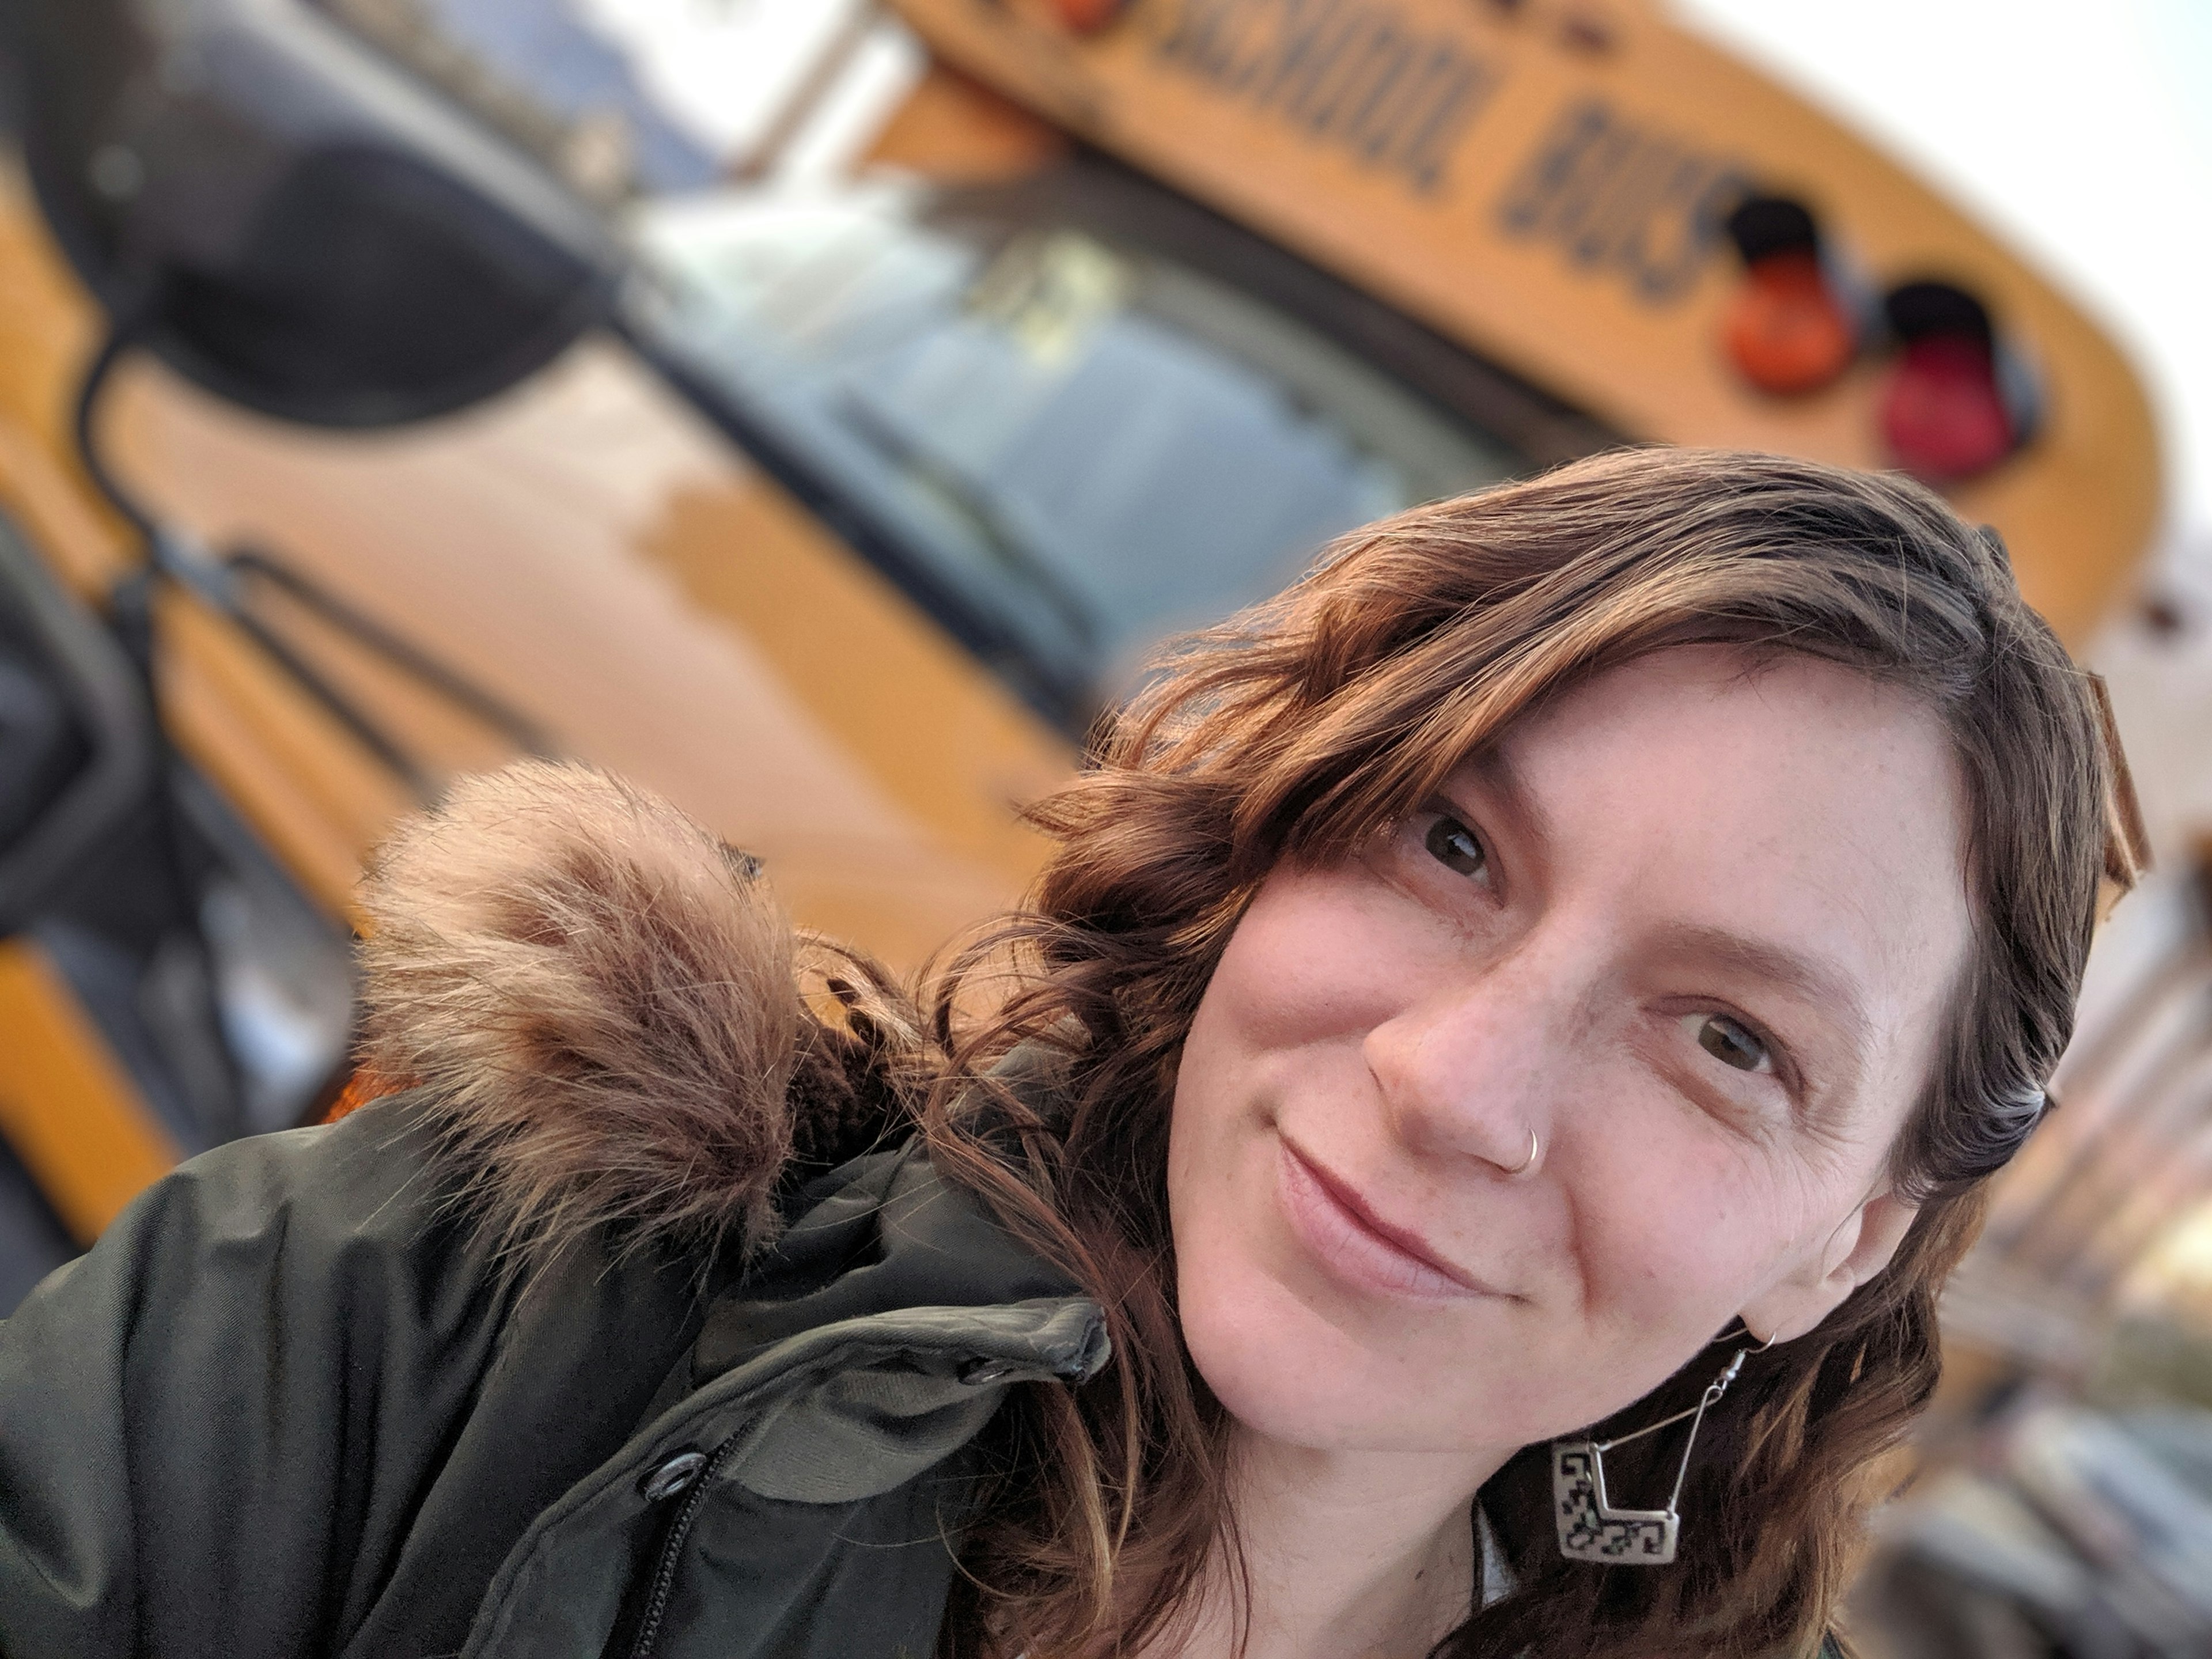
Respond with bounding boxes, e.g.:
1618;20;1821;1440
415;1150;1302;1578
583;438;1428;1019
627;1433;744;1659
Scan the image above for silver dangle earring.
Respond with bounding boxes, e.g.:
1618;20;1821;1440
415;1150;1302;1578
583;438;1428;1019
1551;1334;1766;1566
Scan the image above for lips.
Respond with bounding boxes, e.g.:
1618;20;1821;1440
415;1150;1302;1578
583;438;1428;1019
1275;1137;1509;1304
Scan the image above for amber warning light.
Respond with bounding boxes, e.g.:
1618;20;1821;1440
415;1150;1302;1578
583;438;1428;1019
1719;195;1859;396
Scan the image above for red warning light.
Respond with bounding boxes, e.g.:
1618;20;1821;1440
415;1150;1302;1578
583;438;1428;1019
1720;196;1856;395
1878;282;2021;481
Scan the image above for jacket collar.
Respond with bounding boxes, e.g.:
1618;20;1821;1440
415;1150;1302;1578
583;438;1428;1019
693;1142;1103;1388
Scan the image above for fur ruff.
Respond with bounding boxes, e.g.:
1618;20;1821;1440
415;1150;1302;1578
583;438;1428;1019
356;760;808;1268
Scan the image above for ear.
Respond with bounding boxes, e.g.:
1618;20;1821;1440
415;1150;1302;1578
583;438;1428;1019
1737;1190;1919;1345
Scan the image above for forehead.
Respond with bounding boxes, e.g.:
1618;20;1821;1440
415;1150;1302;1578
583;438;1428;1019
1476;647;1974;1096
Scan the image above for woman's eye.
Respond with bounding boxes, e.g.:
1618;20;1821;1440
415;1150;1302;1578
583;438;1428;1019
1423;814;1488;878
1685;1012;1771;1074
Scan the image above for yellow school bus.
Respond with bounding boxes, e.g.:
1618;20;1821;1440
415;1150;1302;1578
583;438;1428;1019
0;0;2161;1300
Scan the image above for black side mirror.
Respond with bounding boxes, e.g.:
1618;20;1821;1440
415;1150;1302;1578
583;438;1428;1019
5;0;623;428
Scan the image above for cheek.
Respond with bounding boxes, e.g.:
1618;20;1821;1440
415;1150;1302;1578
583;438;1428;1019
1162;872;1414;1282
1194;870;1416;1063
1164;879;1449;1444
1566;1111;1823;1368
1165;1030;1311;1441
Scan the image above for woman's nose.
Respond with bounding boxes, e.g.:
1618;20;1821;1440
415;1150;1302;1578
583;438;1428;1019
1362;959;1573;1176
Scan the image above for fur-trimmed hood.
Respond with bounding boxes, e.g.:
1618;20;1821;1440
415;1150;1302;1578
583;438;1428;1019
355;760;889;1267
0;759;1104;1659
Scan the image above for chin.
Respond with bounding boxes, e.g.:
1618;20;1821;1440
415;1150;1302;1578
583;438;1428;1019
1177;1255;1439;1452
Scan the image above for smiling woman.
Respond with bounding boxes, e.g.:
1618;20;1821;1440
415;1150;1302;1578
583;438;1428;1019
0;448;2142;1659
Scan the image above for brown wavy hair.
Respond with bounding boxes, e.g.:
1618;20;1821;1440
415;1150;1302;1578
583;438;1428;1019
880;448;2143;1659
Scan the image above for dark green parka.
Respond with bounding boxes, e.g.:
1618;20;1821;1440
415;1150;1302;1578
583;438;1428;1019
0;763;1108;1659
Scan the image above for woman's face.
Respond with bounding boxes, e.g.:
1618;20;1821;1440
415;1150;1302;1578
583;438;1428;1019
1168;646;1973;1455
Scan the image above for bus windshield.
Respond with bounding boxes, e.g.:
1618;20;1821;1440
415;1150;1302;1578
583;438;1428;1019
630;162;1524;713
309;0;1543;718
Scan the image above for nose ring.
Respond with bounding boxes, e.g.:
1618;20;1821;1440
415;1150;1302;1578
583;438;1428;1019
1503;1126;1541;1179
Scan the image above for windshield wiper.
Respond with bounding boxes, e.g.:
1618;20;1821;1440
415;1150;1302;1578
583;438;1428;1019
832;396;1099;660
613;297;1099;735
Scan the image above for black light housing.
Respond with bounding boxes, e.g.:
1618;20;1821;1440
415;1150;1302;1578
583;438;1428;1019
1723;194;1821;265
1884;279;1996;350
1;0;624;429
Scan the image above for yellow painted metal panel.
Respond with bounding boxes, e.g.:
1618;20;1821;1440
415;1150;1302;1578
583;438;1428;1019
104;344;1062;969
0;938;182;1243
156;585;422;927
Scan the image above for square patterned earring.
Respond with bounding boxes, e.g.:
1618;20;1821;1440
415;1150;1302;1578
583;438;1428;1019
1551;1343;1756;1566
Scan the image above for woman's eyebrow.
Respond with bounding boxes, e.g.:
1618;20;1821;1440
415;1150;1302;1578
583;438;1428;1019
1456;748;1554;852
1653;921;1873;1061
